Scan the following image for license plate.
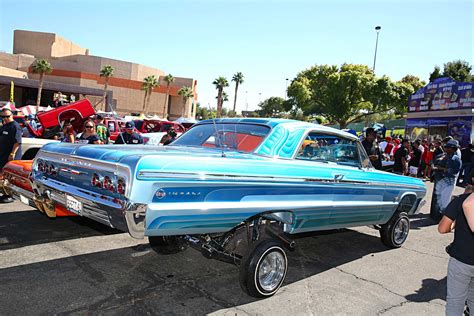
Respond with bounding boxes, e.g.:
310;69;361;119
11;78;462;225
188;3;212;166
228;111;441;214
66;195;82;215
19;195;29;205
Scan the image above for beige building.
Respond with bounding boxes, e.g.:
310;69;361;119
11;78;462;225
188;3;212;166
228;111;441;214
0;30;198;119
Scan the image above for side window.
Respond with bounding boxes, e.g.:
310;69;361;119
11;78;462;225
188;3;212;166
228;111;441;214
108;122;116;132
296;132;361;167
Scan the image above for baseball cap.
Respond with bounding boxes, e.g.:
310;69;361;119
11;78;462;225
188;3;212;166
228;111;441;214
444;139;460;148
125;121;135;129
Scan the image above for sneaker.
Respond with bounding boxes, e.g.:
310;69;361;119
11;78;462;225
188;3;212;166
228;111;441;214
0;196;14;203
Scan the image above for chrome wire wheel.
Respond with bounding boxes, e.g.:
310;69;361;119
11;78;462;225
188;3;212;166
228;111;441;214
256;247;287;293
393;217;409;245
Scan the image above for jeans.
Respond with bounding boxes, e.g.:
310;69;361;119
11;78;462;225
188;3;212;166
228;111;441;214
435;177;456;214
446;257;474;316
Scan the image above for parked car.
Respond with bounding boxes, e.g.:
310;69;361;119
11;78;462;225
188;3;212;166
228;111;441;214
104;117;126;142
133;119;185;134
27;99;95;138
31;118;426;298
1;160;75;217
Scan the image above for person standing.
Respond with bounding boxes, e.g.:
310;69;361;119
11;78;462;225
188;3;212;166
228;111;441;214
431;140;462;221
115;121;143;145
438;193;474;315
76;120;101;144
409;139;423;177
460;144;473;186
362;128;382;170
95;114;110;144
0;108;22;203
393;139;410;175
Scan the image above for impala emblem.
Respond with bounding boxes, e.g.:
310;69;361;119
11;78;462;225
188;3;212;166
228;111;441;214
155;189;167;199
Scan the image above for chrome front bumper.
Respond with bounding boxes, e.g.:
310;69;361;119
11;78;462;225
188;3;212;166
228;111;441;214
32;177;146;239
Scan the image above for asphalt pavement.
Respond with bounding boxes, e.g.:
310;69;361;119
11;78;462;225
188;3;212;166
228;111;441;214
0;182;467;315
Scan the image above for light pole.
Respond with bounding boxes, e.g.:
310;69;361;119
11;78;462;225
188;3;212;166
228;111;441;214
259;92;262;103
285;78;289;100
245;91;248;112
372;26;381;73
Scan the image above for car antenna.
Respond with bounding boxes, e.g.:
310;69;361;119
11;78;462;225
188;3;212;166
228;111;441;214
209;104;225;158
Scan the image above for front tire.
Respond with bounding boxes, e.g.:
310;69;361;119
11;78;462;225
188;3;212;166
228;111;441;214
149;236;188;255
380;212;410;248
239;239;288;298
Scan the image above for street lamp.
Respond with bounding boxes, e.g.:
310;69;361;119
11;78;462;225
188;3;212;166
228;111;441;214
285;78;289;100
259;92;262;103
372;26;381;73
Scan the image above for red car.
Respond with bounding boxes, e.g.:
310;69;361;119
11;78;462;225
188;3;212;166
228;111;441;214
27;99;95;138
133;119;185;134
104;117;126;142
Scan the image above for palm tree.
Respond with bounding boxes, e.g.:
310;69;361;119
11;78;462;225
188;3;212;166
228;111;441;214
32;59;52;114
99;65;114;111
163;74;174;118
142;75;160;114
212;76;229;118
177;86;194;117
231;72;244;116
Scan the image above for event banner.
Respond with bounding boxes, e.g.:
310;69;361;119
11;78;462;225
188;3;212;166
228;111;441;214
408;77;473;112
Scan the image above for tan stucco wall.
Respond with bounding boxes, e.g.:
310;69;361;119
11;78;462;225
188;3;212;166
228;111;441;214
13;30;88;58
0;66;27;78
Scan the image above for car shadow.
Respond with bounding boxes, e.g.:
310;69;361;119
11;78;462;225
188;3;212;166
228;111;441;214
410;213;439;230
0;208;120;251
0;228;393;314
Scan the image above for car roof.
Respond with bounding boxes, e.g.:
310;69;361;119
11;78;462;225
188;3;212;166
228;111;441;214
196;118;358;140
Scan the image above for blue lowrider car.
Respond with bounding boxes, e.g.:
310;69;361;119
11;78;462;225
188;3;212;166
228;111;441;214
31;118;426;298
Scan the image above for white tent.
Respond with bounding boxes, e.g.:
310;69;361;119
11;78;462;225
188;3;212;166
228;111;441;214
175;117;198;124
1;102;17;111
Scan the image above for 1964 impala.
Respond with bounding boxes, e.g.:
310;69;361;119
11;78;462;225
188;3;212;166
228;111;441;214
31;118;426;298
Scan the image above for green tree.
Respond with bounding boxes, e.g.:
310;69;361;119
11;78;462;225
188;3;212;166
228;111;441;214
231;72;244;115
99;65;114;111
287;64;401;128
442;60;473;82
400;75;425;92
213;76;229;118
177;86;194;117
32;58;52;113
256;96;291;117
142;75;160;114
429;66;442;82
163;74;174;117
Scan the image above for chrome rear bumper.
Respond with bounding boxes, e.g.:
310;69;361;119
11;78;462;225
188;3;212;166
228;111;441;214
32;177;146;238
3;180;37;209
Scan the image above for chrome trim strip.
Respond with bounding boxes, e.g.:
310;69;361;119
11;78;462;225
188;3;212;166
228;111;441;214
148;200;398;212
137;170;368;184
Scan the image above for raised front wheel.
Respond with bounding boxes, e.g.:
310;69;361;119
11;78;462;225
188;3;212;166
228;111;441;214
239;239;288;298
380;212;410;248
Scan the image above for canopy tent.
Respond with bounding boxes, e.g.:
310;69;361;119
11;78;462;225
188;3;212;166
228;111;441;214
18;105;51;116
175;116;198;124
0;102;17;111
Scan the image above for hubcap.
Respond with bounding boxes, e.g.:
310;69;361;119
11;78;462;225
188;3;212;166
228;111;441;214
393;217;409;245
258;250;286;292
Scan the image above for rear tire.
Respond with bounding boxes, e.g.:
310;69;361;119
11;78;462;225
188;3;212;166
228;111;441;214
380;212;410;248
149;236;188;255
239;239;288;298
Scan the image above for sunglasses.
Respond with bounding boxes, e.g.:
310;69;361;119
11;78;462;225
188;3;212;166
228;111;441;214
1;115;11;118
85;125;94;128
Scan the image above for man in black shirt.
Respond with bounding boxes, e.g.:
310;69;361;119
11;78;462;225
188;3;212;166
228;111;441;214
408;139;422;176
393;139;410;175
438;194;474;315
0;108;22;203
362;128;382;170
115;121;144;145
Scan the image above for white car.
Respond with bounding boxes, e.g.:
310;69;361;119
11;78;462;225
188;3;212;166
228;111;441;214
20;138;59;160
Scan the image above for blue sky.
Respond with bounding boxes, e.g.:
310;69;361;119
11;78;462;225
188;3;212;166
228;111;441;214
0;0;472;112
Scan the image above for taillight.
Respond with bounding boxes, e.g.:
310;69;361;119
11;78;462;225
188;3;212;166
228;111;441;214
47;164;57;176
104;176;115;192
37;160;45;172
117;178;126;195
92;173;103;188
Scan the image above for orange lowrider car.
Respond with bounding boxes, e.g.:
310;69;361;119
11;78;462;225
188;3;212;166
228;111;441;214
1;160;75;217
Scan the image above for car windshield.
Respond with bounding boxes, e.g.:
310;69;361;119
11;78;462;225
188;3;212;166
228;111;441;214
171;123;271;153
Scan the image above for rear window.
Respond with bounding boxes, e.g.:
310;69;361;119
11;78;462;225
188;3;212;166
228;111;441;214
171;123;270;153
